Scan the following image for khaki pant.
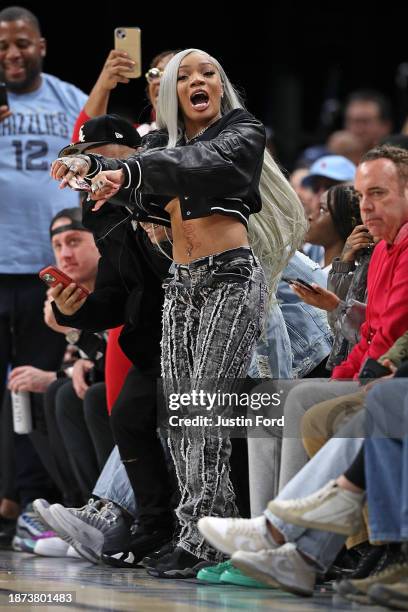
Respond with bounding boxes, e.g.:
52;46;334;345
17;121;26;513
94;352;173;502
301;390;368;548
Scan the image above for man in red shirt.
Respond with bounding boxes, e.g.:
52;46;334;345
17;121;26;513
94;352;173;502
247;145;408;515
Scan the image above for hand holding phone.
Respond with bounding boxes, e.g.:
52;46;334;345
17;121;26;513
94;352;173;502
282;277;341;311
281;277;319;294
39;266;89;300
0;82;12;123
359;357;391;384
114;27;141;78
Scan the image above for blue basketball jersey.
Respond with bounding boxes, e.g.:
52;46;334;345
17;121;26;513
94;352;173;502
0;73;87;273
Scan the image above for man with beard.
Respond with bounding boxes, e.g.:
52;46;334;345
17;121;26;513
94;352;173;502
0;6;86;528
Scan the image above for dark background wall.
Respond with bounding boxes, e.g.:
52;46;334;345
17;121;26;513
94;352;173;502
15;2;408;166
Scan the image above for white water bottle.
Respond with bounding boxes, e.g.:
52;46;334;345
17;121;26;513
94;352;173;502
11;391;32;434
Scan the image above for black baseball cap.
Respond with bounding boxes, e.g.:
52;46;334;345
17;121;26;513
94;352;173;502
49;207;89;238
59;114;141;156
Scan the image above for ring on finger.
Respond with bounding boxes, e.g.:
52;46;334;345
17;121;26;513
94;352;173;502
92;181;104;192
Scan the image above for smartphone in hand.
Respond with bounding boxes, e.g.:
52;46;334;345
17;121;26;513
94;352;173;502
39;266;89;299
114;27;141;78
0;82;9;107
358;357;391;383
281;277;319;293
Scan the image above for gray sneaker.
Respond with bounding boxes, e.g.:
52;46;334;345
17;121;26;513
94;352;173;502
32;498;98;564
49;499;131;562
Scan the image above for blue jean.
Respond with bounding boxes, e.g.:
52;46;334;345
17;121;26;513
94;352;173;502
364;379;408;542
93;446;137;518
264;410;365;572
162;247;267;562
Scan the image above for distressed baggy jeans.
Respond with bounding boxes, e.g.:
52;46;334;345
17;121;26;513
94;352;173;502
161;247;267;561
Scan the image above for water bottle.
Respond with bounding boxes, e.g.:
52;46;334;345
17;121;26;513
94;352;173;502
11;391;32;434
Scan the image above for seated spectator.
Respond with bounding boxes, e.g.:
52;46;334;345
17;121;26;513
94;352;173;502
249;375;408;605
301;155;356;265
303;184;363;272
292;186;374;370
7;207;116;555
198;410;367;596
246;145;408;515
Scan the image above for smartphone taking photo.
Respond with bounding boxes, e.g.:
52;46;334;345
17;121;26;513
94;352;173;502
114;27;141;78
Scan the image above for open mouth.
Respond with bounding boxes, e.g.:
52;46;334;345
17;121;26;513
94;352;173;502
190;90;210;111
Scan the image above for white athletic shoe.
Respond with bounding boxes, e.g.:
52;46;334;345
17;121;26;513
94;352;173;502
232;543;315;596
66;546;81;559
267;480;364;536
198;515;276;556
33;536;69;557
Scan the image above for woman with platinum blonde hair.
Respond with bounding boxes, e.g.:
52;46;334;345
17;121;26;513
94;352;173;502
51;48;306;578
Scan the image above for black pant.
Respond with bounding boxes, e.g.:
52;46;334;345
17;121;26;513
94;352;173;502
1;392;60;507
42;379;83;507
344;444;366;489
55;380;114;500
110;366;174;530
0;275;66;504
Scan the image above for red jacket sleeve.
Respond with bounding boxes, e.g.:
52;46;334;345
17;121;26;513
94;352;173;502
332;243;408;379
71;109;90;142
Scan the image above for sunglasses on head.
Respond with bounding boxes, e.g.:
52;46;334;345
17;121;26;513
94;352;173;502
145;67;164;83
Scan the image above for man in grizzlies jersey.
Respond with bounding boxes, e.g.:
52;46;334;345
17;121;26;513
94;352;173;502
0;6;86;519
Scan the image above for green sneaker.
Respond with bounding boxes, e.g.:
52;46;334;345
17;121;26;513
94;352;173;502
220;564;271;588
197;560;232;583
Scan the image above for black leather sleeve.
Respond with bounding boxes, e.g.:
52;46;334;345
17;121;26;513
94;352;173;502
138;114;265;196
87;112;266;197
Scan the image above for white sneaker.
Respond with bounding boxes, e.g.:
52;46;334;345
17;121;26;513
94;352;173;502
267;480;364;536
33;537;69;557
33;499;65;535
232;543;315;596
198;516;276;556
66;546;81;559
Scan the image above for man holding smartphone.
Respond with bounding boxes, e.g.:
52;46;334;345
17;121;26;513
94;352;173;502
0;6;86;526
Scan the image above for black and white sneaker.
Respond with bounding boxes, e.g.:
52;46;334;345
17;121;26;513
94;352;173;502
102;525;173;568
147;546;213;579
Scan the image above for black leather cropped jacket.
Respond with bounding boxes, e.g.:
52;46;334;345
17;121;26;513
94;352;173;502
85;109;266;228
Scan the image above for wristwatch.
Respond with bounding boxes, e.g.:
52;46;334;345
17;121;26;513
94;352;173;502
65;329;81;345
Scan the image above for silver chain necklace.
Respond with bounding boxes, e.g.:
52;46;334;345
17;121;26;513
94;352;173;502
184;125;210;144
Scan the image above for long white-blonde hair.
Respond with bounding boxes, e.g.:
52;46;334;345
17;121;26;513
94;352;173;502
156;49;307;295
